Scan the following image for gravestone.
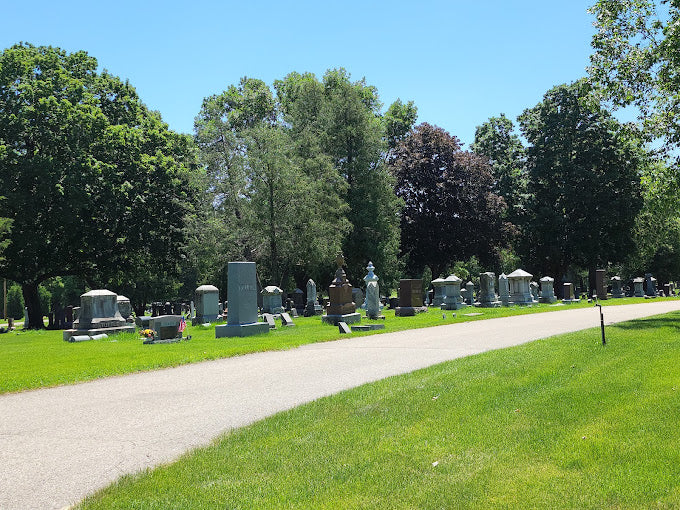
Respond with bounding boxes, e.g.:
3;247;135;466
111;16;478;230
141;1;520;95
562;283;580;303
498;273;510;306
530;281;539;302
664;283;671;297
304;279;323;316
507;269;534;305
441;274;466;310
538;276;557;303
65;306;74;328
338;322;352;334
62;289;135;341
23;307;28;328
148;315;183;340
322;254;361;325
193;285;220;325
611;276;625;298
261;286;284;314
431;278;447;307
595;269;608;300
291;288;305;311
351;323;385;332
263;313;276;329
476;272;500;307
215;262;270;338
364;261;383;319
395;279;427;316
117;295;133;322
645;273;658;297
464;281;475;305
280;312;295;327
352;288;364;310
633;277;645;297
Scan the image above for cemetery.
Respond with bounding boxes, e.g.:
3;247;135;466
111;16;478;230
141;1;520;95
0;270;675;394
4;5;680;505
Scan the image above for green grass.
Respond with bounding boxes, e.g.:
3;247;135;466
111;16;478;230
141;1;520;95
78;311;680;509
0;296;666;394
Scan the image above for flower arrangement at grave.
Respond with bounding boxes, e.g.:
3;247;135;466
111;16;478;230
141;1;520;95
140;329;156;340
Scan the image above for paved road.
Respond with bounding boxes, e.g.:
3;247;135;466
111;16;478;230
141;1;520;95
2;301;679;509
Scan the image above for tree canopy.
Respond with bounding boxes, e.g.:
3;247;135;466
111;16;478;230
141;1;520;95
518;80;644;282
391;123;508;278
0;43;197;327
471;114;526;223
589;0;680;148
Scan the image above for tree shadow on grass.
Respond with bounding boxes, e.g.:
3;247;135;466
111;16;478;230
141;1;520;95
611;312;680;332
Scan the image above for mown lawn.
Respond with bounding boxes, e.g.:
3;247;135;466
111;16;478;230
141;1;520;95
78;311;680;509
0;296;664;394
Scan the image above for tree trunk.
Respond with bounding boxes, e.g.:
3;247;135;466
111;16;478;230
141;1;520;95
22;281;44;329
268;176;279;284
588;267;596;298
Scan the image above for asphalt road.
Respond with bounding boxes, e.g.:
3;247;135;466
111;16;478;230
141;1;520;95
2;300;679;509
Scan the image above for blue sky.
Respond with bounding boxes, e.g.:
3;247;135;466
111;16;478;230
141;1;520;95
3;0;598;147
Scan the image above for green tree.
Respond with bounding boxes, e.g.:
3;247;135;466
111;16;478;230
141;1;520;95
622;158;680;282
6;283;24;320
589;0;680;147
518;80;644;283
384;99;418;152
194;76;349;290
275;69;404;291
471;114;526;223
0;43;196;327
391;123;508;278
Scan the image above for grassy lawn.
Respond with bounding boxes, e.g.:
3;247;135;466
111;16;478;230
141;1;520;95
0;296;667;394
78;311;680;509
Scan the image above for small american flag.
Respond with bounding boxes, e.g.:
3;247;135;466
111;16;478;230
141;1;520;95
178;315;186;333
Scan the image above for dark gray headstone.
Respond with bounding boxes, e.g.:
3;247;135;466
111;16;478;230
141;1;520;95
338;321;351;334
263;313;276;329
280;312;295;327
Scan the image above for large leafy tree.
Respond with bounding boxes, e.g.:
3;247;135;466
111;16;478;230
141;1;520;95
471;114;526;223
194;76;349;290
589;0;680;148
391;123;508;278
518;80;644;283
0;44;196;327
276;69;404;290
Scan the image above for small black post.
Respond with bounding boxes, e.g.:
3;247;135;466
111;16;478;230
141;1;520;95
595;301;606;346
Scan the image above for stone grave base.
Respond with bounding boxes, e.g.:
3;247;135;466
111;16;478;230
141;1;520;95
539;297;558;304
395;306;428;317
322;312;361;325
215;322;270;338
562;299;581;304
63;325;135;342
366;314;386;320
611;293;625;299
143;337;181;344
351;324;385;332
66;333;110;342
509;301;535;306
192;314;219;326
304;307;324;317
